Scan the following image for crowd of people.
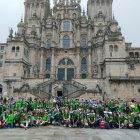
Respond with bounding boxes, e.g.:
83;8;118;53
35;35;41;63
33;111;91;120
0;96;140;130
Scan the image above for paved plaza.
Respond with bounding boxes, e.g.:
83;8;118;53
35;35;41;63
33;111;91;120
0;126;139;140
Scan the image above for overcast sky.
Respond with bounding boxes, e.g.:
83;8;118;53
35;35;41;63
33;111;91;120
0;0;140;47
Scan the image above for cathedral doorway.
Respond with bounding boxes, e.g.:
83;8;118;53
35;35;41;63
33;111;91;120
57;91;63;97
0;84;2;95
57;58;75;81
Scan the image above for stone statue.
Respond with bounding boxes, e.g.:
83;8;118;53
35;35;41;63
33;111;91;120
93;62;98;73
77;0;81;4
9;28;13;38
66;0;69;5
53;0;57;5
33;63;40;74
58;0;64;5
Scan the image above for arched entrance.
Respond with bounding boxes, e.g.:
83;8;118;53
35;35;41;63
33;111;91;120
57;91;63;97
0;84;2;94
57;58;75;81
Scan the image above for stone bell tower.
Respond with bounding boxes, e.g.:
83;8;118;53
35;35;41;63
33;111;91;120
87;0;113;21
24;0;51;23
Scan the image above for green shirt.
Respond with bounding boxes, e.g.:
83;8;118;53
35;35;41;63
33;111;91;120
71;113;79;121
79;114;86;121
42;116;50;122
34;116;39;121
63;113;70;119
105;116;113;122
108;102;114;109
7;114;15;123
88;114;95;122
13;104;19;111
17;101;23;108
118;116;125;123
14;113;20;120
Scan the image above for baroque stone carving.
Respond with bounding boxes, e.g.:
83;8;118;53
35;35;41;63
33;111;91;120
33;64;40;75
93;62;98;74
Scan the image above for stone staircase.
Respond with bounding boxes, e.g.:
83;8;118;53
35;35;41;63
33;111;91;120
30;79;87;99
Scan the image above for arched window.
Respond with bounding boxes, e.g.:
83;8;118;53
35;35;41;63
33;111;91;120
46;58;51;71
63;36;70;48
114;45;118;52
0;46;4;51
12;46;15;52
109;45;113;52
81;38;87;48
59;58;74;65
47;40;51;48
16;46;20;52
59;58;66;65
135;52;139;58
81;58;87;79
129;52;134;58
63;21;70;31
109;45;113;57
67;58;74;65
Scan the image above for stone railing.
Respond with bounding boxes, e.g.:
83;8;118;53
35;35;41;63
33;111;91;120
4;76;22;81
109;76;140;82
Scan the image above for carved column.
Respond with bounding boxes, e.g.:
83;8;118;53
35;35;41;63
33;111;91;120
88;47;92;79
76;24;80;42
76;47;81;79
40;49;44;78
51;48;55;79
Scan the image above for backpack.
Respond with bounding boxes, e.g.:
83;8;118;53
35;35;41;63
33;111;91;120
100;120;105;129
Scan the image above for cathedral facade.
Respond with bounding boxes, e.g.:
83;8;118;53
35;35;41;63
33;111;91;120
0;0;140;99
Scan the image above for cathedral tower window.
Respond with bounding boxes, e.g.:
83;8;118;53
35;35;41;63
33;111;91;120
46;39;52;48
81;58;87;79
46;58;51;79
16;46;20;52
12;46;15;52
135;52;139;58
81;37;87;48
0;46;4;51
63;21;71;31
109;45;113;57
63;36;70;48
109;45;113;52
114;45;118;52
129;52;134;58
46;58;51;71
